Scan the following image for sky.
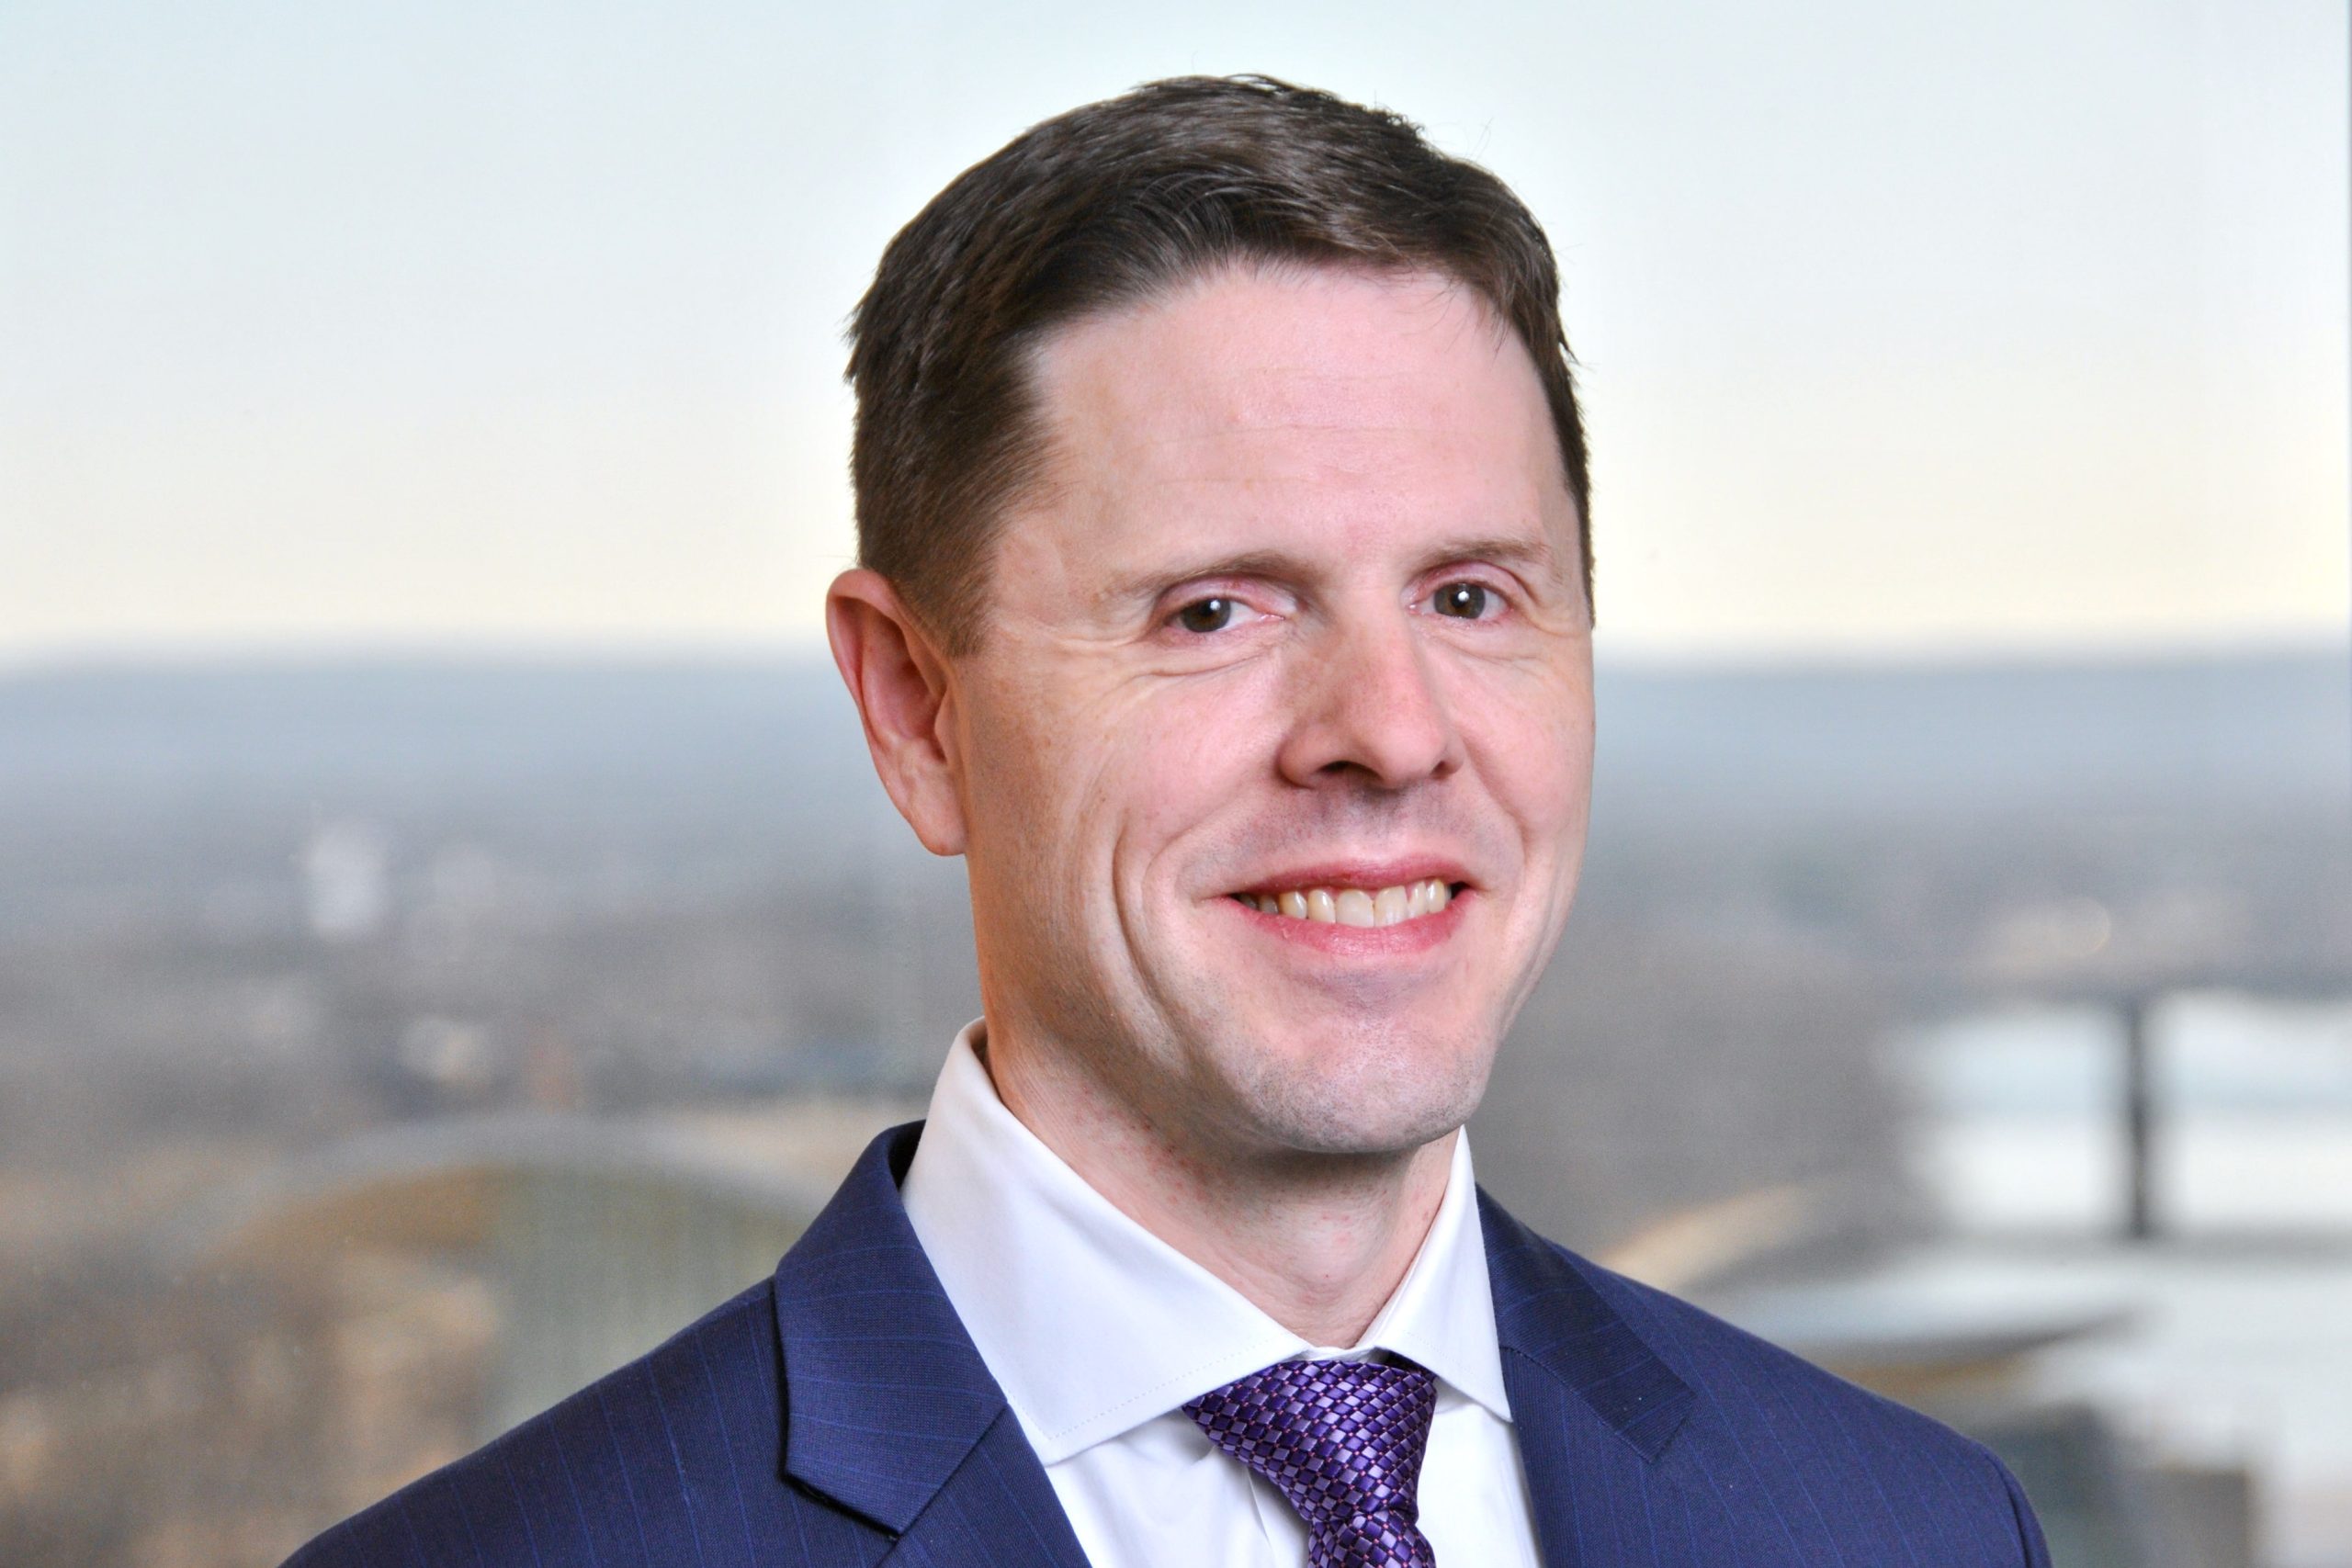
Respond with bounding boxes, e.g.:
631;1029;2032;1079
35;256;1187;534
2;0;2346;666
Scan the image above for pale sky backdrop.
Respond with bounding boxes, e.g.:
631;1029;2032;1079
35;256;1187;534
3;0;2346;666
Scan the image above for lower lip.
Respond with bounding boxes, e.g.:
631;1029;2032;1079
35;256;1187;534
1222;889;1471;956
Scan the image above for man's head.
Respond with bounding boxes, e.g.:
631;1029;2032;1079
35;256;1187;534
830;76;1594;1167
844;75;1592;653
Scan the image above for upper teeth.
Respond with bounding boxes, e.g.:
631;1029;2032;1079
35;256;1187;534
1238;879;1453;927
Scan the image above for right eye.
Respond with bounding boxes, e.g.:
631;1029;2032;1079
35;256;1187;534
1171;596;1241;635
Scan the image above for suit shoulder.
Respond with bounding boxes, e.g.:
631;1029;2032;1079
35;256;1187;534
1577;1244;1986;1441
282;1278;786;1568
1562;1239;2036;1509
1550;1238;2048;1561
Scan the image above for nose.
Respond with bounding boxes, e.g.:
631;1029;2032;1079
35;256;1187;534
1275;611;1464;791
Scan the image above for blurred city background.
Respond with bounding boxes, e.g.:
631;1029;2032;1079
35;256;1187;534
3;2;2347;1565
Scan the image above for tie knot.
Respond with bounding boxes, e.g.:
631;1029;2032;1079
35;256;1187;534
1184;1358;1438;1568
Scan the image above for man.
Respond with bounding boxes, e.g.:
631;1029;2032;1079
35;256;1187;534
290;76;2052;1566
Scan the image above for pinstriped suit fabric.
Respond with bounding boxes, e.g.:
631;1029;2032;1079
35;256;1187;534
286;1123;2050;1567
1479;1195;2052;1568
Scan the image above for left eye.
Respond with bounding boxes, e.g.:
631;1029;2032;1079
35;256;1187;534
1431;582;1494;619
1172;596;1243;634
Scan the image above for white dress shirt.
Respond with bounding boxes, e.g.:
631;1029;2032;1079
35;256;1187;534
899;1021;1543;1568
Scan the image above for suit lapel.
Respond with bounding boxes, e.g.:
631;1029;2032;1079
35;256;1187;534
881;1406;1097;1568
1480;1190;1695;1568
771;1122;1091;1566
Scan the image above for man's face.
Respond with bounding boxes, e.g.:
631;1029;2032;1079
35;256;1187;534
946;264;1593;1161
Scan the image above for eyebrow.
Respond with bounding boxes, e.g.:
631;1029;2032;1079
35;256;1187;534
1102;532;1566;610
1408;534;1566;583
1101;549;1309;608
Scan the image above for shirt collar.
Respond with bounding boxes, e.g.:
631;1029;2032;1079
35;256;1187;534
899;1021;1512;1465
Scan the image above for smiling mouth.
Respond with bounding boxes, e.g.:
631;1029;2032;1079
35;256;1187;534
1230;878;1459;928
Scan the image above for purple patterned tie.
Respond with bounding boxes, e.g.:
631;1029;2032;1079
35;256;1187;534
1184;1357;1439;1568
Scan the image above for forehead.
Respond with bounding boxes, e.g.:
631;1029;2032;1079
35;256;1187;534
1020;264;1574;572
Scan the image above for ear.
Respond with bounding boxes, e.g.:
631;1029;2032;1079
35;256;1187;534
826;569;969;856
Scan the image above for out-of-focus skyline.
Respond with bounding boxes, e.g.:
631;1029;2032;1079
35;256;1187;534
3;0;2346;667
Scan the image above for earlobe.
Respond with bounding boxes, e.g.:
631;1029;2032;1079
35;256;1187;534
825;570;970;856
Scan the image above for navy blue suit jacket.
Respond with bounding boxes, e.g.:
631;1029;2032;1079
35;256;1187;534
288;1122;2052;1566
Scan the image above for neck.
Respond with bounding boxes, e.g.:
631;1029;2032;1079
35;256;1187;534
978;1022;1456;1348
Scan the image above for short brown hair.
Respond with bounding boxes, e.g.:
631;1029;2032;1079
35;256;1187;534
845;74;1591;652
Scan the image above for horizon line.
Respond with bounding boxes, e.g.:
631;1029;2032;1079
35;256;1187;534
1;630;2346;682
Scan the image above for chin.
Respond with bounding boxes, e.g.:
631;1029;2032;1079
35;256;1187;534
1215;1016;1497;1158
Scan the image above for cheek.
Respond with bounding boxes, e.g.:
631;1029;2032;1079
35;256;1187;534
957;682;1089;903
1114;675;1283;881
964;662;1272;889
1458;669;1594;842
